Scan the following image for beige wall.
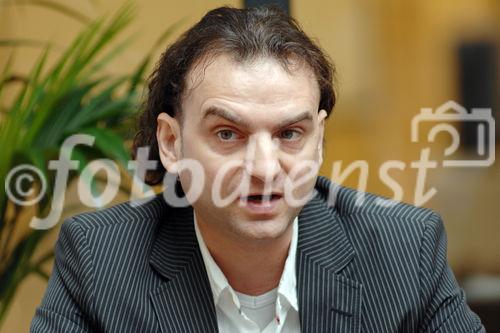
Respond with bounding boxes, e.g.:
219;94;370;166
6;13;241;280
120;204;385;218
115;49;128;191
1;0;499;331
294;0;500;274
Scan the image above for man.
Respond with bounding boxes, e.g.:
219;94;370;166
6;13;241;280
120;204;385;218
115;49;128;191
31;6;484;333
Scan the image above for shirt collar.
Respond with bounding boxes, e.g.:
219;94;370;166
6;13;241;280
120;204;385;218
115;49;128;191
277;216;299;311
194;213;299;312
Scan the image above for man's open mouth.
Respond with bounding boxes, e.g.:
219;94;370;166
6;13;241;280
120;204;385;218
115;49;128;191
241;194;282;202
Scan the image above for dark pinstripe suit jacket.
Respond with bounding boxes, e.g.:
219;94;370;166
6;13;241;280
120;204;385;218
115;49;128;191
31;176;484;332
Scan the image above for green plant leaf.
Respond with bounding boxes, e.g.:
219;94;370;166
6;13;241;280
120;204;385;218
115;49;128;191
23;147;52;195
65;83;137;132
89;33;137;75
0;39;49;49
128;55;149;93
23;5;134;146
0;5;182;326
76;4;134;73
32;81;99;148
76;127;131;168
0;52;41;220
0;51;15;120
30;266;50;281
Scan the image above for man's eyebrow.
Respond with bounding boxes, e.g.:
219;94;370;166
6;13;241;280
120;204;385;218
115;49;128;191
202;106;313;128
202;106;250;128
276;111;313;128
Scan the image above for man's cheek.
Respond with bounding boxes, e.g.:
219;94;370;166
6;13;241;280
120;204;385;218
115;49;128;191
283;158;319;207
205;165;243;202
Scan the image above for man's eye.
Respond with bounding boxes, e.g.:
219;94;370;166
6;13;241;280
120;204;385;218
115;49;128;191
279;129;301;140
217;129;238;141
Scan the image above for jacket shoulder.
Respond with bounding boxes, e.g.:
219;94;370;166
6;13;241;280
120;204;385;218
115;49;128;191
56;194;170;273
315;176;436;222
313;175;442;249
66;194;169;232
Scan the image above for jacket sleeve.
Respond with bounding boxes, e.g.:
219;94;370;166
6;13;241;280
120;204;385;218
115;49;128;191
31;218;96;332
419;213;485;333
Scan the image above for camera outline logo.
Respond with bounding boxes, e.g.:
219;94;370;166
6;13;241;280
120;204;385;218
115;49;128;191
411;100;495;167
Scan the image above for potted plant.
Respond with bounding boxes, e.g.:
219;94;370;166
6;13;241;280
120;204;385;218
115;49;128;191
0;2;176;327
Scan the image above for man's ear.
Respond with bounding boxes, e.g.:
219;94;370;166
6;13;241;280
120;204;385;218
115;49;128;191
157;112;182;174
317;109;327;165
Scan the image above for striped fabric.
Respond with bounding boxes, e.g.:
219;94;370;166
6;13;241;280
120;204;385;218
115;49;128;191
31;176;485;332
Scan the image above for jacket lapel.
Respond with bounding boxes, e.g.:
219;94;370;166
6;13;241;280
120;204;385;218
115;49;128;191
148;204;218;333
147;177;363;333
297;186;363;333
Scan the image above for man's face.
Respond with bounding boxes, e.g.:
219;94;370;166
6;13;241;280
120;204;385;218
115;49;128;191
159;54;327;243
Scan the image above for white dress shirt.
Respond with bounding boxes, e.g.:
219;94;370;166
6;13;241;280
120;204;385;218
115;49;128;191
194;214;301;333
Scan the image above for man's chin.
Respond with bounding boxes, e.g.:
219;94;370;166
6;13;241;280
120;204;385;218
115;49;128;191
231;216;293;242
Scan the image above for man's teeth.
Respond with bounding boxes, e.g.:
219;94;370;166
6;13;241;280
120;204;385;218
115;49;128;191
246;194;277;201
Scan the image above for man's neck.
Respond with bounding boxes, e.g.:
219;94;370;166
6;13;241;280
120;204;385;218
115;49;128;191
196;218;293;296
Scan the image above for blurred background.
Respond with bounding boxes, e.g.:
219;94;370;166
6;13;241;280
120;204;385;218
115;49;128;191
0;0;498;331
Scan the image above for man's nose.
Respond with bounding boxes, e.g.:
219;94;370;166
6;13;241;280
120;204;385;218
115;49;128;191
244;133;281;183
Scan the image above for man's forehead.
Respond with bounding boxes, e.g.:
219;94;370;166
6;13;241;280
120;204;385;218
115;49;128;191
186;54;315;89
181;54;320;115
